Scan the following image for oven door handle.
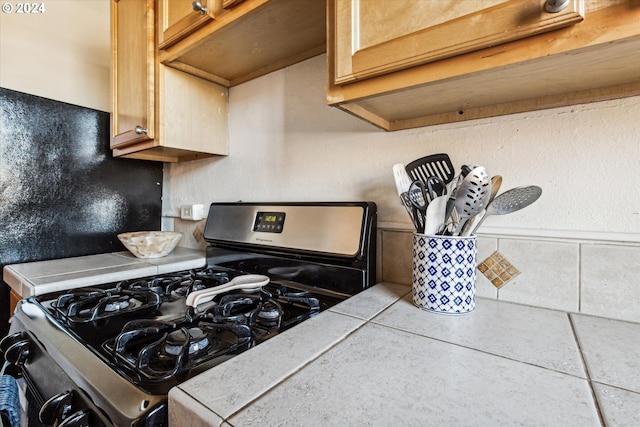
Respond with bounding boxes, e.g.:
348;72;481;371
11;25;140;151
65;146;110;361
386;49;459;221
185;274;270;308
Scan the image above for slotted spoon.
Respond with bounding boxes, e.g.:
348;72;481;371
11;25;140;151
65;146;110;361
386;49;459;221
471;185;542;234
451;166;491;235
460;175;502;236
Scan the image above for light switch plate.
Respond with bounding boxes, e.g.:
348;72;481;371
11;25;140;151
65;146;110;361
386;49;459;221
180;204;204;221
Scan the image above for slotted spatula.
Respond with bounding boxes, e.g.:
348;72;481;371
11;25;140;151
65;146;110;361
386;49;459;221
405;153;455;187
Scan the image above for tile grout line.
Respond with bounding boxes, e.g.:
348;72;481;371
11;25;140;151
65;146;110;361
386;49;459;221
221;293;411;424
568;312;606;427
577;243;582;313
368;318;591;381
221;315;371;424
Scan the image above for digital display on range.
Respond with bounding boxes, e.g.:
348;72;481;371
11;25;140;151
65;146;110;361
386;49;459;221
253;211;285;233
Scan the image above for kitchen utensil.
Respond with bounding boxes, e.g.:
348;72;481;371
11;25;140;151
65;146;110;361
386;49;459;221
408;176;445;208
393;163;418;230
407;180;427;232
408;176;446;233
460;175;502;236
442;164;474;233
451;166;491;235
488;175;503;204
186;274;270;308
423;194;448;235
470;185;543;234
426;175;446;199
405;153;455;186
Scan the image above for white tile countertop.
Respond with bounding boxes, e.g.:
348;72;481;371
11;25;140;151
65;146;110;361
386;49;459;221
3;247;206;297
169;282;640;427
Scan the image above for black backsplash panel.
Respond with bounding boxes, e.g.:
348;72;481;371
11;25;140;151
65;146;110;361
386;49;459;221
0;88;163;333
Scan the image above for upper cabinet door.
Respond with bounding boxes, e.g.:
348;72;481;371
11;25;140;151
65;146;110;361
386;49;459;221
333;0;584;85
111;0;155;148
158;0;217;49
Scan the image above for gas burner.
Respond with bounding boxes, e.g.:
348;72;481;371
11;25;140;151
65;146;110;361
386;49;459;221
165;328;210;356
193;293;264;329
194;269;231;284
177;269;232;299
117;269;232;301
109;319;252;385
103;298;133;313
119;278;164;296
52;288;162;324
257;300;283;325
274;286;321;313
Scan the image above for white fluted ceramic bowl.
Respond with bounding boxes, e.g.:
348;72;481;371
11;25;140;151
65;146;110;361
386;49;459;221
117;231;182;259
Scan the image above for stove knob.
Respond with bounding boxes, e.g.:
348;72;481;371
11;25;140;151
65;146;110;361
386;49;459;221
4;339;31;366
0;332;25;358
57;409;90;427
39;390;74;425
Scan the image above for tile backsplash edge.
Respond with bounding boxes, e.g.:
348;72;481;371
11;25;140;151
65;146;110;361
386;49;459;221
378;222;640;245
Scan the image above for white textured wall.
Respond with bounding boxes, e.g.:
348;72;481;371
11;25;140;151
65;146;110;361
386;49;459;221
0;0;110;112
166;55;640;242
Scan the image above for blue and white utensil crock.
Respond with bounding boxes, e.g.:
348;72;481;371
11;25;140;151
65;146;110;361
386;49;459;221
412;233;477;314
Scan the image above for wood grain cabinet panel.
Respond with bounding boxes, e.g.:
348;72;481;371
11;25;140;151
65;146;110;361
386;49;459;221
9;289;21;317
334;0;584;85
158;0;217;49
111;0;228;162
111;0;155;148
328;0;640;130
158;0;326;87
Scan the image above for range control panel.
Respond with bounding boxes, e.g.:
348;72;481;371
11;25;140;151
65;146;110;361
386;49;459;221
253;211;285;233
204;203;374;257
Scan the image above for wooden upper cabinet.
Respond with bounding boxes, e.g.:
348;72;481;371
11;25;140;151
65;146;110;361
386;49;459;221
334;0;584;85
111;0;155;148
111;0;229;162
158;0;217;49
328;0;640;131
158;0;326;87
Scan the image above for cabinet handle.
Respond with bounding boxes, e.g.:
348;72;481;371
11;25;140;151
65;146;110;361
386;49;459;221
192;1;207;14
545;0;569;12
134;125;147;135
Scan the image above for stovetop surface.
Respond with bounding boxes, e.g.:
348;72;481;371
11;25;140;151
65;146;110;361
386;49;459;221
5;202;376;427
33;266;344;395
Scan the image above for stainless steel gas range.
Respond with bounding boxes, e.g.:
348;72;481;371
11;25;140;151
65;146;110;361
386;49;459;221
0;202;376;427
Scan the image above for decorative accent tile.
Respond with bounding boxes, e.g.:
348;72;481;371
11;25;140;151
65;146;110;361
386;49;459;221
478;251;520;288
